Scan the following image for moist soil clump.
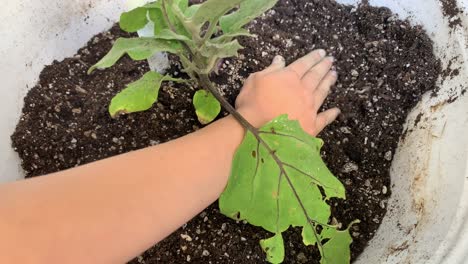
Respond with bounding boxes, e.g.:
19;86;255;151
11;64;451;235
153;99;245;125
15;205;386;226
12;0;441;263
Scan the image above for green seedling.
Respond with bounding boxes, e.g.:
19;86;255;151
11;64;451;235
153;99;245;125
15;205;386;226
88;0;356;263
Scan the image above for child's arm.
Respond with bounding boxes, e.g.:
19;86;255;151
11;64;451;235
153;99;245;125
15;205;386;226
0;50;339;264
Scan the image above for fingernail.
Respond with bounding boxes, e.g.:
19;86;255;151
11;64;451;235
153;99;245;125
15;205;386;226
327;56;335;62
273;55;284;64
331;70;338;77
318;49;327;58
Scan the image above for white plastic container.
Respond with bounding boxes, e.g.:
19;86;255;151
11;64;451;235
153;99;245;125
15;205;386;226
0;0;467;263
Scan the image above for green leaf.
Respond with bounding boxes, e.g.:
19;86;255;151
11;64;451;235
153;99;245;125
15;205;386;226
145;0;191;37
211;29;254;44
184;4;200;17
260;234;284;264
320;229;353;264
142;1;163;9
120;7;149;33
220;0;279;33
148;8;170;35
109;71;182;118
200;40;243;59
154;29;192;41
319;222;359;264
193;90;221;125
164;0;192;37
175;0;189;12
190;0;244;28
219;115;350;263
88;38;182;74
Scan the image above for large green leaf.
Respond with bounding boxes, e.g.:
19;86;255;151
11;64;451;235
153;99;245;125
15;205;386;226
120;7;149;33
88;38;182;74
193;90;221;125
109;71;182;118
220;0;279;33
219;115;352;263
190;0;244;29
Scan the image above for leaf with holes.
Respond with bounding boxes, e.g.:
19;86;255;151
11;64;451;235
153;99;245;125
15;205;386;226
109;71;183;118
193;90;221;125
88;38;183;74
219;115;352;264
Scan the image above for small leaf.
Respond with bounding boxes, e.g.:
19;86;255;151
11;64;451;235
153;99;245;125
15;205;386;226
260;234;284;264
220;0;279;33
109;71;183;118
120;7;149;33
220;115;350;263
190;0;244;29
193;90;221;125
319;221;359;264
88;38;182;74
200;40;243;59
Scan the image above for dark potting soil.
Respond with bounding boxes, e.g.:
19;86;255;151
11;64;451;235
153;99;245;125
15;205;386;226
12;0;442;263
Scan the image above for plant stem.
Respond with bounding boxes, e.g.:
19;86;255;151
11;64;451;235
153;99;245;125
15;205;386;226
198;74;256;133
161;0;177;33
201;17;220;44
161;0;195;59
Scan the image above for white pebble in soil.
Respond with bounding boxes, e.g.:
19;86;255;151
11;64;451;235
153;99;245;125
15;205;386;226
384;150;393;161
180;234;192;242
342;162;359;173
382;185;388;195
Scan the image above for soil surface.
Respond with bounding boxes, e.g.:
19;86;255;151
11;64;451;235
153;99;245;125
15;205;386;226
12;0;441;263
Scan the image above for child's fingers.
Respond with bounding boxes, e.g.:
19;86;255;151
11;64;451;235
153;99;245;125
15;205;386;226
286;49;326;77
313;70;338;111
314;107;341;134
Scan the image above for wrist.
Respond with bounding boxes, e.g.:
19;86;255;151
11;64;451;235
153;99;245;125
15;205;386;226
236;108;268;128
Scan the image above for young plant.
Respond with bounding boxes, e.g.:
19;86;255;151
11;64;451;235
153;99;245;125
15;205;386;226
88;0;357;263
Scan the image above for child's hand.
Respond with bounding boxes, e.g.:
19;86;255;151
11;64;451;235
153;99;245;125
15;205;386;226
236;49;340;136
